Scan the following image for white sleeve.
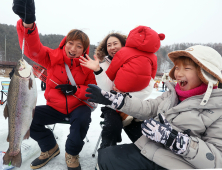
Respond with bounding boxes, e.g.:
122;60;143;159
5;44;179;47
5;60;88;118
129;78;154;100
95;62;114;92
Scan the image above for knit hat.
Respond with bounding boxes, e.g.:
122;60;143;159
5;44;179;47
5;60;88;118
168;45;222;105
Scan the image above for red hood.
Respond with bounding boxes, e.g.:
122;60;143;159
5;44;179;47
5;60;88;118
125;26;165;53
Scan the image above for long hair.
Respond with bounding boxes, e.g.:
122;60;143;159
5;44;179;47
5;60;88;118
95;32;127;61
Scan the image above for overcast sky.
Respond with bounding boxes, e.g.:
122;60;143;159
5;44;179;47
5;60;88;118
1;0;222;46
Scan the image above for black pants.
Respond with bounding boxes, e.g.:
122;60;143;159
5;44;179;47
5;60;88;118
98;143;167;170
30;105;91;155
100;107;142;149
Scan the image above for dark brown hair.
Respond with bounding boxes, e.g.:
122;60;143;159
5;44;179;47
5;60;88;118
104;33;126;55
66;29;90;53
95;32;127;61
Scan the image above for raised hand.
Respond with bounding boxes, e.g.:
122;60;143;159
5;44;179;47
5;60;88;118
12;0;36;24
79;54;100;72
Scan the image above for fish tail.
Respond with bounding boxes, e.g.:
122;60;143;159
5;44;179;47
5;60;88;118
3;150;22;168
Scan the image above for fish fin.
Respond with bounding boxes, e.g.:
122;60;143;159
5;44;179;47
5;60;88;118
11;150;22;167
3;104;9;119
3;150;22;168
23;129;30;140
3;150;12;166
32;108;35;118
29;78;33;89
7;134;9;142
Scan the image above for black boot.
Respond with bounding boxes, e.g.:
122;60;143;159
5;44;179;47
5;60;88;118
30;144;60;169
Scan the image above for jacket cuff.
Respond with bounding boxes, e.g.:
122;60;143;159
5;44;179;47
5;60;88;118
94;67;103;75
182;137;215;169
17;19;37;35
181;136;198;158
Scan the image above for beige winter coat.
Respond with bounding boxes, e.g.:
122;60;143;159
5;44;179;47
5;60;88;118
119;81;222;169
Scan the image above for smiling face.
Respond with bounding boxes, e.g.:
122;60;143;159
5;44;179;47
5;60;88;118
107;36;123;58
174;58;203;91
65;39;84;58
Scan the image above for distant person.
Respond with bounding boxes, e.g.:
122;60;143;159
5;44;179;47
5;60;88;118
13;0;96;169
86;45;222;169
41;81;46;91
161;72;169;91
9;67;15;79
39;66;47;91
218;82;222;88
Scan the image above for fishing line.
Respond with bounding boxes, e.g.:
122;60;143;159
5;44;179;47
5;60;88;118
21;0;28;60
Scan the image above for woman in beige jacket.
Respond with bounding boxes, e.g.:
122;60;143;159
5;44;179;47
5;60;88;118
86;45;222;169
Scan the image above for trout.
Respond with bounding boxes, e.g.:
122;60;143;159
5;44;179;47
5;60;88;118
3;59;37;167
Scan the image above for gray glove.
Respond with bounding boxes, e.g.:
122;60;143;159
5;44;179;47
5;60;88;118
142;113;190;154
85;84;125;110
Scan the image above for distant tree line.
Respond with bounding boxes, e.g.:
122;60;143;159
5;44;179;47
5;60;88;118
0;23;96;65
0;23;221;72
156;43;222;72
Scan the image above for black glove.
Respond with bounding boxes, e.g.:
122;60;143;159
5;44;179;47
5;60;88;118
12;0;36;24
55;84;77;95
85;84;125;109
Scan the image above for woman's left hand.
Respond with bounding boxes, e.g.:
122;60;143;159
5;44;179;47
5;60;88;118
113;86;123;93
79;54;100;72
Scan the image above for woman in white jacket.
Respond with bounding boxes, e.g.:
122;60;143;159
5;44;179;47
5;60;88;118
80;32;154;149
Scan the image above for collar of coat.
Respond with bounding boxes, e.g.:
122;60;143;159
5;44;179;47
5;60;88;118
165;81;222;110
104;56;112;64
161;81;222;131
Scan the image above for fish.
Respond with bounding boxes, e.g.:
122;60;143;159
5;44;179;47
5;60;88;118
3;59;37;167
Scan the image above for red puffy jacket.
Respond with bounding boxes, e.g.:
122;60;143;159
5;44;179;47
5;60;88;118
106;26;164;92
16;19;96;114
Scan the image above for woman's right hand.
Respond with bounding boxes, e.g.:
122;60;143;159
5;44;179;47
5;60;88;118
79;54;100;72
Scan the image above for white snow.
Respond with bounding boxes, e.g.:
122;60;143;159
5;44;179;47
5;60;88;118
0;77;163;170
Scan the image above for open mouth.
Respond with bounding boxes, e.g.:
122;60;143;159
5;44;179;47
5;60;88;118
111;51;117;56
69;52;76;57
178;80;188;87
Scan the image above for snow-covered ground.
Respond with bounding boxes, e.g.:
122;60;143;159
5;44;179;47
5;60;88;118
0;77;163;170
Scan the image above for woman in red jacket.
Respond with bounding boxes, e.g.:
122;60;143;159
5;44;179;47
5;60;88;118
13;1;96;170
